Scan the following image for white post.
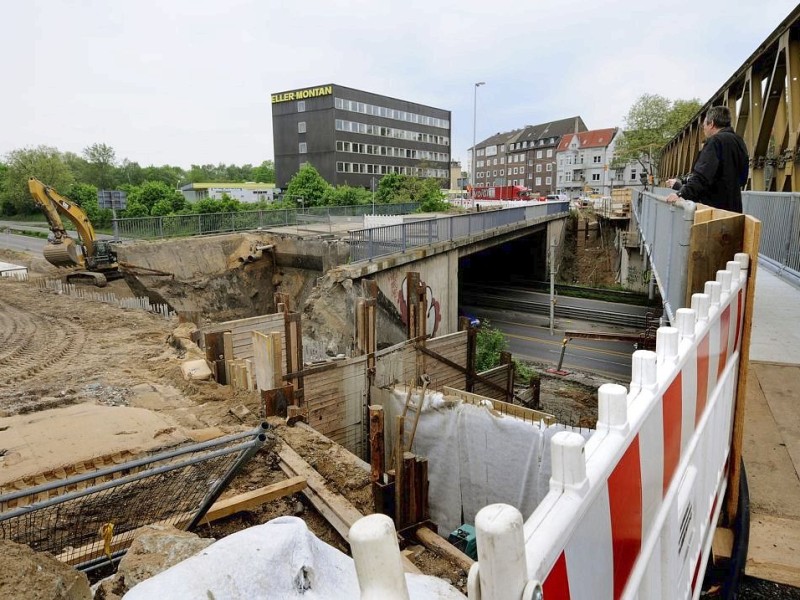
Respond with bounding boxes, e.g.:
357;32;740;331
473;504;528;600
472;82;485;199
349;514;410;600
549;237;556;335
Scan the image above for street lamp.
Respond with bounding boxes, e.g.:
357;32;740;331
471;81;485;199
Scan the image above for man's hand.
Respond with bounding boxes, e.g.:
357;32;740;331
665;193;680;204
665;178;678;188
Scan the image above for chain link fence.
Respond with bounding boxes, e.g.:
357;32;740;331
0;423;269;572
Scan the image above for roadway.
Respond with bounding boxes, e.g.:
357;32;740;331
0;228;47;254
460;303;638;381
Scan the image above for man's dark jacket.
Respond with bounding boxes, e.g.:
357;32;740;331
677;127;749;212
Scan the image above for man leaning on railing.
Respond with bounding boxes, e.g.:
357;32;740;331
665;106;749;213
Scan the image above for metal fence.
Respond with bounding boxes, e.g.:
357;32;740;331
113;203;419;240
348;201;569;262
742;191;800;286
631;189;696;325
0;423;268;571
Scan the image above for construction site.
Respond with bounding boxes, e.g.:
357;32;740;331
1;187;797;599
0;202;598;599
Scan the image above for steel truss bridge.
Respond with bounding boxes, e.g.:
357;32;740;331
661;6;800;192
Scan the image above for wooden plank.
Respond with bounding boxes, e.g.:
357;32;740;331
746;513;800;587
415;526;474;572
204;476;306;521
726;215;761;522
278;444;364;533
686;213;746;305
202;313;283;335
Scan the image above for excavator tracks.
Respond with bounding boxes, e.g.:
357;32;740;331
0;295;85;388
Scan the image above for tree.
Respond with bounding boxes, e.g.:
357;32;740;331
322;185;370;206
1;146;75;215
83;143;117;190
127;181;183;215
284;163;330;207
614;94;703;178
475;320;507;372
251;160;275;183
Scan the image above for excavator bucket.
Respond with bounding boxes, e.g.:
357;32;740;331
43;237;83;268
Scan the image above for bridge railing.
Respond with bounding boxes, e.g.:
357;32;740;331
631;189;696;324
460;253;754;599
111;203;420;240
348;201;569;263
742;191;800;285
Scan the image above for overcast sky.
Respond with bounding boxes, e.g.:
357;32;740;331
3;1;797;170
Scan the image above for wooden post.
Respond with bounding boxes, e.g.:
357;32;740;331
405;452;418;525
501;351;513;402
416;457;428;522
365;298;376;372
284;312;304;406
394;416;405;528
466;326;477;393
262;384;293;418
406;272;420;340
204;331;227;385
369;406;384;483
356;298;366;355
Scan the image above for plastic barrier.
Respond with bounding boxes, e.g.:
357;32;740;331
468;253;750;600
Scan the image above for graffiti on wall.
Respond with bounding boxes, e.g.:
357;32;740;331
386;271;442;336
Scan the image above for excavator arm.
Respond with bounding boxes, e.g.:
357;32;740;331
28;178;99;269
27;178;118;288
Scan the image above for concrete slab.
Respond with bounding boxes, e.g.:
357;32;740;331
743;364;800;519
749;267;800;366
0;404;188;488
743;262;800;585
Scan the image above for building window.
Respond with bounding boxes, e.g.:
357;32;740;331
546;149;553;158
546;163;552;172
535;177;542;186
594;156;602;163
299;142;307;154
298;121;306;133
500;169;504;176
631;170;637;181
546;176;552;185
536;150;543;159
297;101;306;113
592;173;600;181
536;164;542;173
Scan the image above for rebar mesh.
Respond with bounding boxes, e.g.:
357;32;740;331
0;423;268;571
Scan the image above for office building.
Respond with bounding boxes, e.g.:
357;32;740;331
271;84;451;190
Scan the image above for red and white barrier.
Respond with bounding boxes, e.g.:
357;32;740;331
469;253;751;600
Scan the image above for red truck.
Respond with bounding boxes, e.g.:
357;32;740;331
472;185;532;200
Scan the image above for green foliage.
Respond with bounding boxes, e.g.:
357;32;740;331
475;320;508;372
122;199;149;218
614;94;703;175
82;143;117;189
127;180;183;215
1;146;75;215
284;163;331;207
63;182;111;227
251;160;275;183
374;173;448;210
322;184;371;206
514;360;535;384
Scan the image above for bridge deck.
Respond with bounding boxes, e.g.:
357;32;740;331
744;266;800;587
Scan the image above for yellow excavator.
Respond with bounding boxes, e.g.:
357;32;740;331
27;177;120;287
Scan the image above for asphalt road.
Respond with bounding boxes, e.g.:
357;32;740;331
462;304;636;381
0;228;46;255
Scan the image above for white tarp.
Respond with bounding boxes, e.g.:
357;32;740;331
123;516;465;599
385;388;592;534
